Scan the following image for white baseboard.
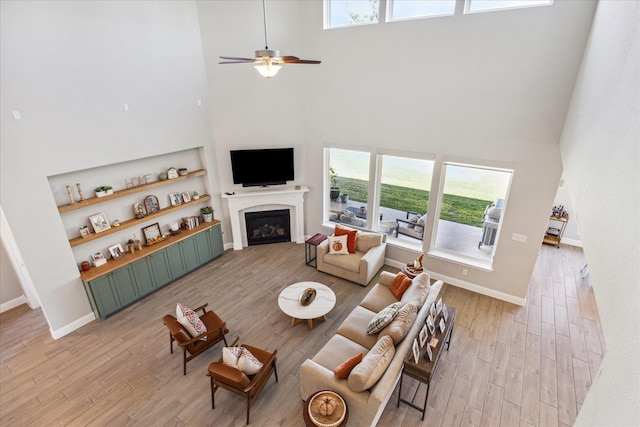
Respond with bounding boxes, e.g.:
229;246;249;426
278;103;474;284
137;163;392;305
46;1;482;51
384;258;526;306
51;312;96;339
0;295;28;313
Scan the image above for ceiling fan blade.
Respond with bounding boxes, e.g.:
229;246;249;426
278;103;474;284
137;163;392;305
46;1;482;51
219;61;254;64
282;58;322;64
280;55;300;61
219;56;254;62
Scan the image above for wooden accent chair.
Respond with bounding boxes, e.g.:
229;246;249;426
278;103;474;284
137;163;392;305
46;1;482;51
162;303;229;375
207;337;278;424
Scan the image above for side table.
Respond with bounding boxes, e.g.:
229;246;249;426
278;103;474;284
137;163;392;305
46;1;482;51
303;390;348;427
305;233;327;267
398;306;456;419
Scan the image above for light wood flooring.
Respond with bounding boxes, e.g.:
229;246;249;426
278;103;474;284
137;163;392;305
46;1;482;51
0;243;604;426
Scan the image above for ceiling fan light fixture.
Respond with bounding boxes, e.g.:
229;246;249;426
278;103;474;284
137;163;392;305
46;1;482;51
254;63;281;78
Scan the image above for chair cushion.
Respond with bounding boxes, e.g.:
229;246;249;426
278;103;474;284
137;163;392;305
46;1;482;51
176;303;207;339
389;272;413;300
355;232;383;253
400;273;431;308
378;302;417;345
208;362;251;389
334;353;363;379
328;235;349;255
347;335;395;392
335;225;358;253
366;302;402;335
223;346;264;375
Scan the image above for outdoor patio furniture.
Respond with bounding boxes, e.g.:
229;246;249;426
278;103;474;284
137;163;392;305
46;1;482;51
396;211;426;240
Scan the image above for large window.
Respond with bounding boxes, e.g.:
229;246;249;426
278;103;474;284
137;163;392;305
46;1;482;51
431;162;512;268
327;147;371;225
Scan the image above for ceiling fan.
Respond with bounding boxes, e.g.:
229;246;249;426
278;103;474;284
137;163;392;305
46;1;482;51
219;0;321;78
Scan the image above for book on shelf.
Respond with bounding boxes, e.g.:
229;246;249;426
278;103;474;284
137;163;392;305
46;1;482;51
182;216;200;230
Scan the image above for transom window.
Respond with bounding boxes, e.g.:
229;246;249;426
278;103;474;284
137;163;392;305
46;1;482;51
465;0;553;14
388;0;455;22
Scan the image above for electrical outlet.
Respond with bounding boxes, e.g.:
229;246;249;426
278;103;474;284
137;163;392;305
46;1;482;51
512;233;527;243
462;269;468;275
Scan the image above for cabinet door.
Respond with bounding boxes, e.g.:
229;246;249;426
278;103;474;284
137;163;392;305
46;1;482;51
208;224;224;258
194;231;214;264
148;250;172;288
88;275;120;319
166;244;186;278
181;236;200;272
131;258;156;297
111;266;139;307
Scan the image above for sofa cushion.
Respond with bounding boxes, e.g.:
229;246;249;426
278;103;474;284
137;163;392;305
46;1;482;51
359;283;398;313
378;302;418;345
334;353;363;379
335;225;358;254
401;272;431;308
313;334;370;371
389;272;413;300
355;232;383;253
366;302;402;335
323;252;362;273
328;234;349;255
347;335;395;392
337;306;380;349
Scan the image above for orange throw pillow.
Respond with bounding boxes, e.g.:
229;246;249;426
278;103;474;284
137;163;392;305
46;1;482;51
390;272;413;300
335;225;358;254
334;353;363;379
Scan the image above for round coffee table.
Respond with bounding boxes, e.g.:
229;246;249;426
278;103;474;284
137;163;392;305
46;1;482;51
278;282;336;330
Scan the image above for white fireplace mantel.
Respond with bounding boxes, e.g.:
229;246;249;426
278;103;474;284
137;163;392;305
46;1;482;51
222;186;309;250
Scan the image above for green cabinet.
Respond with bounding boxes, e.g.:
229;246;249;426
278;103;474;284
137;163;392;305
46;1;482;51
82;225;224;321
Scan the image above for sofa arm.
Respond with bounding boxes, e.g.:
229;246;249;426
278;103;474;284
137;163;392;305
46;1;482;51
316;239;329;270
379;271;396;287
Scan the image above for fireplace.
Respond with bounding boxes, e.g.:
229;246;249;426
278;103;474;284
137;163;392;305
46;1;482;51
245;209;291;246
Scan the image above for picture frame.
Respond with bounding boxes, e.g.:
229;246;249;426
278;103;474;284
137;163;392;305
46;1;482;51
169;192;181;206
426;314;436;336
412;338;420;364
79;226;91;238
89;213;111;234
424;340;433;361
167;167;179;179
144;195;160;214
133;202;146;219
443;305;449;322
181;191;191;203
436;298;443;315
419;324;428;348
142;222;162;244
91;251;105;261
108;243;125;259
439;318;446;334
430;303;437;319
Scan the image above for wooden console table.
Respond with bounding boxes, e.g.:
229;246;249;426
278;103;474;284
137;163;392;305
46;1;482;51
398;306;456;419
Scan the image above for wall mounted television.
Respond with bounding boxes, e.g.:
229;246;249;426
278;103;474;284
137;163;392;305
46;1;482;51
230;148;294;187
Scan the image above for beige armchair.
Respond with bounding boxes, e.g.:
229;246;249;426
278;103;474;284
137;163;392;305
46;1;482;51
317;228;387;286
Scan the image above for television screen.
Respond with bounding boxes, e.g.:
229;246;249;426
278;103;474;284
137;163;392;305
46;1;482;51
230;148;294;187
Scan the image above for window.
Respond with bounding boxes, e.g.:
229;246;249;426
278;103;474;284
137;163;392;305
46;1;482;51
327;148;371;226
465;0;552;14
431;162;512;268
326;0;379;29
388;0;455;22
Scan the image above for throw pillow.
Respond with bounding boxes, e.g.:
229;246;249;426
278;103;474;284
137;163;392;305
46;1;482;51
334;353;363;379
176;303;207;339
379;303;418;345
366;302;402;335
407;216;419;229
347;335;395;392
355;232;383;253
328;234;349;255
400;272;431;308
389;272;413;300
335;225;358;254
222;346;264;375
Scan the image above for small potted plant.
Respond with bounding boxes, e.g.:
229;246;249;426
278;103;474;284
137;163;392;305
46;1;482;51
192;191;200;200
329;167;340;201
94;186;113;197
201;206;214;222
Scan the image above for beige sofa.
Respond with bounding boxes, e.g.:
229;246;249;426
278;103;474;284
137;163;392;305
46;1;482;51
317;229;387;286
300;271;444;427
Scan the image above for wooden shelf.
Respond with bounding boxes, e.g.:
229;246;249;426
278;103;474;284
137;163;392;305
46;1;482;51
58;169;207;214
69;194;211;247
543;215;569;247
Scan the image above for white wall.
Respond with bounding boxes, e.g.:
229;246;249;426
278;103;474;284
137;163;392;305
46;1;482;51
0;238;24;307
198;0;596;302
560;1;640;425
0;1;217;335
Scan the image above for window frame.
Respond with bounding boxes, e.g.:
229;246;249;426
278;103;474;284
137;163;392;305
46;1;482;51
464;0;553;15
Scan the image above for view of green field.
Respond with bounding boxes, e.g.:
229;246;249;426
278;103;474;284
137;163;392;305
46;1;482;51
330;149;511;228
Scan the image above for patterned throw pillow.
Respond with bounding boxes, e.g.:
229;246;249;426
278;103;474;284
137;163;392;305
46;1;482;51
366;302;402;335
328;234;349;255
176;303;207;340
222;346;264;375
